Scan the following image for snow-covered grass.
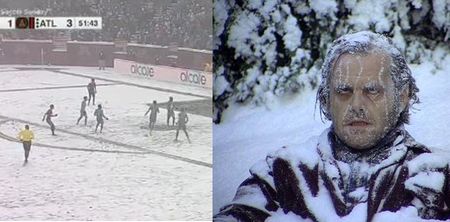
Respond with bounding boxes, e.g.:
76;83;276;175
0;66;212;220
0;139;210;220
213;59;450;221
0;69;211;163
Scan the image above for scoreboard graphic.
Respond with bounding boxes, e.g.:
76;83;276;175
0;17;102;29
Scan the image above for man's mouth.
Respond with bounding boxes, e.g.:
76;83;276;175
346;120;371;127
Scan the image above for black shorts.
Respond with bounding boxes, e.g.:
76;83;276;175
80;110;87;116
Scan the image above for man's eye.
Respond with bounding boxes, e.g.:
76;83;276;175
366;87;379;94
336;87;350;94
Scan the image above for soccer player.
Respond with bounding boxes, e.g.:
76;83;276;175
167;97;175;126
175;107;191;143
87;78;97;105
77;96;88;125
18;124;34;164
98;50;105;70
42;104;58;135
94;104;109;133
144;100;159;135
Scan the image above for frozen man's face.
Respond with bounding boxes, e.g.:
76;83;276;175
329;52;408;150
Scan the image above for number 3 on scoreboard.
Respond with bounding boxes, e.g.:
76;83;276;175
66;19;73;28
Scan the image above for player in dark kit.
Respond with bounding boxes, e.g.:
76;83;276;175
87;78;97;105
144;100;159;135
167;96;175;126
77;96;88;125
42;104;58;135
98;50;106;70
94;104;109;133
175;107;191;143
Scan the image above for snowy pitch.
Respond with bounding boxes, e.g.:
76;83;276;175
0;65;212;220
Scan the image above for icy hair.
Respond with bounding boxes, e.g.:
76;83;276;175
316;31;419;124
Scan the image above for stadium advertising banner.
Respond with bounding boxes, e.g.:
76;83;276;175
114;59;212;88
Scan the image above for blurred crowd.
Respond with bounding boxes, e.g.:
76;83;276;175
0;0;212;50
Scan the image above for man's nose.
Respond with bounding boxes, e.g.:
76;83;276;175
350;91;366;111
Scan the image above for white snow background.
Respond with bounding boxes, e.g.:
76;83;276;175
0;65;212;220
213;53;450;221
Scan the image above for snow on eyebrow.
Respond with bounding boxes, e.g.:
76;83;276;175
364;81;383;90
334;82;352;90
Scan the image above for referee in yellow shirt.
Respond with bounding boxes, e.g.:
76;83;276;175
18;125;34;163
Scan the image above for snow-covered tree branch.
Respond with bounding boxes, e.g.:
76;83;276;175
213;0;450;123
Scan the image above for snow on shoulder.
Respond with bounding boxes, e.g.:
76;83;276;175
267;133;321;170
407;152;450;175
247;133;322;189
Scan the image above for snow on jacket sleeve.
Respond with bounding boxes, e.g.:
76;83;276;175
214;145;321;222
404;152;450;220
215;132;450;222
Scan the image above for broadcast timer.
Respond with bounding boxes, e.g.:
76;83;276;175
0;17;102;29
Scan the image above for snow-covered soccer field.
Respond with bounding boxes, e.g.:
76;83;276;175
0;65;212;220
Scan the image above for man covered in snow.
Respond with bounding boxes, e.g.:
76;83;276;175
215;31;450;221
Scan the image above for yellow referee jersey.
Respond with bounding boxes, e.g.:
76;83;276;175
18;129;34;142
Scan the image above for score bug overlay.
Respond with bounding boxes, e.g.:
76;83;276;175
0;17;102;29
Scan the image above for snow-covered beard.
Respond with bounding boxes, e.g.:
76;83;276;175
329;123;403;164
338;87;403;149
328;123;404;204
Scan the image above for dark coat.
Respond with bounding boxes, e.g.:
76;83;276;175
215;128;450;221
